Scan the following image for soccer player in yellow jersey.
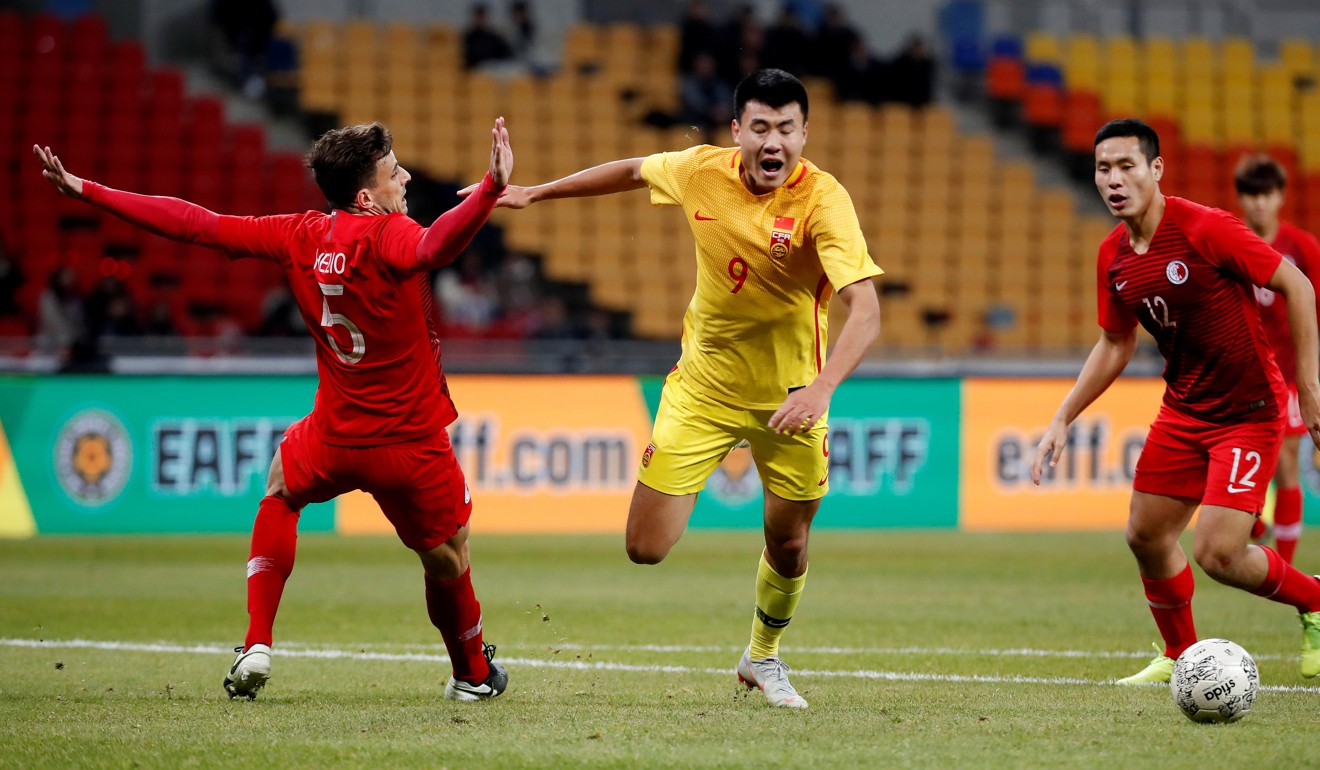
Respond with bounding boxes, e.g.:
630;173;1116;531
464;69;882;708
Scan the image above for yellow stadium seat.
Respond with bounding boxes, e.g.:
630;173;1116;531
1281;39;1313;75
1222;37;1255;73
1025;32;1063;65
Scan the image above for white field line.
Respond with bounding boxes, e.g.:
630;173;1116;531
284;640;1292;662
4;637;1319;694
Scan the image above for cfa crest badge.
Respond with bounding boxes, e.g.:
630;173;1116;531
54;408;132;507
641;442;656;468
770;215;795;259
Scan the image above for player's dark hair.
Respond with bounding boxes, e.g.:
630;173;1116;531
734;68;809;123
1234;153;1288;195
1093;118;1160;163
306;123;394;210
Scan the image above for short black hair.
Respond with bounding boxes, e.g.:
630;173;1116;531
1093;118;1160;163
1234;153;1288;195
305;123;393;210
734;68;809;123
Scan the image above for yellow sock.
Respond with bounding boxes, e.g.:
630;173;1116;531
749;551;807;660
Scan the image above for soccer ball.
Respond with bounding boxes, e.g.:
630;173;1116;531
1170;638;1259;723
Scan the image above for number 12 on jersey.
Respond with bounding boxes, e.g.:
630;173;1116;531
319;282;366;364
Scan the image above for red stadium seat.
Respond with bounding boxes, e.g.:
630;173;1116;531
986;56;1026;101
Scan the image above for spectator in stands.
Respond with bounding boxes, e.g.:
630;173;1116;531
0;242;22;316
209;0;281;98
888;35;936;107
463;3;513;71
678;0;719;74
529;295;577;340
36;267;84;356
84;276;141;339
143;300;179;336
258;285;305;337
835;36;883;104
717;4;761;85
680;52;734;142
811;3;860;83
762;5;811;77
435;250;498;332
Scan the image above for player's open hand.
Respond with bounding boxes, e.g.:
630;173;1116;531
1030;420;1069;485
489;116;512;189
769;383;830;436
33;145;85;199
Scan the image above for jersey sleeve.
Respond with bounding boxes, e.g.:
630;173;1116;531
1193;208;1284;286
1096;239;1136;333
809;182;883;289
639;145;709;207
375;215;427;272
215;214;303;266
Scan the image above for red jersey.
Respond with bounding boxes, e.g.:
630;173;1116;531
1253;220;1320;385
84;175;502;446
1097;196;1286;424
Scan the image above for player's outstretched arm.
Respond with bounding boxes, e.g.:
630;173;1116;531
33;145;85;198
397;118;513;273
768;279;880;436
33;143;234;248
1267;258;1320;444
1031;328;1137;484
458;157;647;209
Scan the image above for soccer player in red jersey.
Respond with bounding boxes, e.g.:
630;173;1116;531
32;118;514;701
1031;119;1320;683
1235;154;1320;563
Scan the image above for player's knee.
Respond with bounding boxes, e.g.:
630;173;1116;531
1124;523;1170;557
1191;540;1241;580
625;538;669;565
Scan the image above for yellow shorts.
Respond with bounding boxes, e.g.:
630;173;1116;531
637;369;829;501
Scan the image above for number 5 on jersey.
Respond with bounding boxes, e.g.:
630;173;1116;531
319;283;366;364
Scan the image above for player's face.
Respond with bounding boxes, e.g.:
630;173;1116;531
1094;136;1162;219
732;100;808;195
366;151;411;215
1239;188;1284;233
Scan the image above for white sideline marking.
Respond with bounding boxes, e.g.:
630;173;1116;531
281;640;1293;662
3;637;1319;694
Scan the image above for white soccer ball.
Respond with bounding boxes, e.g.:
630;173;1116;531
1170;638;1259;723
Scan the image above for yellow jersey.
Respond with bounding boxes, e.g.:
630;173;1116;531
640;144;882;410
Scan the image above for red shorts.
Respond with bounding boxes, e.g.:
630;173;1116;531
1285;383;1306;438
1133;406;1282;513
280;417;472;551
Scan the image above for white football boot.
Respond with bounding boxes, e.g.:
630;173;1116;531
223;643;272;700
737;646;808;709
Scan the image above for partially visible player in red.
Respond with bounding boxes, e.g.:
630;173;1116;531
32;118;514;702
1031;119;1320;683
1235;154;1320;563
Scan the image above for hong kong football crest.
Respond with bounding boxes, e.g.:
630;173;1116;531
769;216;795;259
1166;259;1189;285
54;408;132;507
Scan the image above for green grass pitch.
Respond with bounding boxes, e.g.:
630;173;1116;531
2;530;1318;769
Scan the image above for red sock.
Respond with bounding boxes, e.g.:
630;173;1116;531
1275;485;1303;565
1142;564;1197;659
1250;544;1320;612
425;567;490;684
244;496;300;650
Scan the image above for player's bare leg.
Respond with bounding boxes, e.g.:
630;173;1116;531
418;526;507;701
226;450;302;699
624;482;697;564
738;491;818;708
1117;492;1199;684
1273;434;1304;562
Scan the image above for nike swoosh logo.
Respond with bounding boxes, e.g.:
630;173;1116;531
818;474;829;486
694;210;718;221
1227;485;1253;494
1116;281;1128;290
